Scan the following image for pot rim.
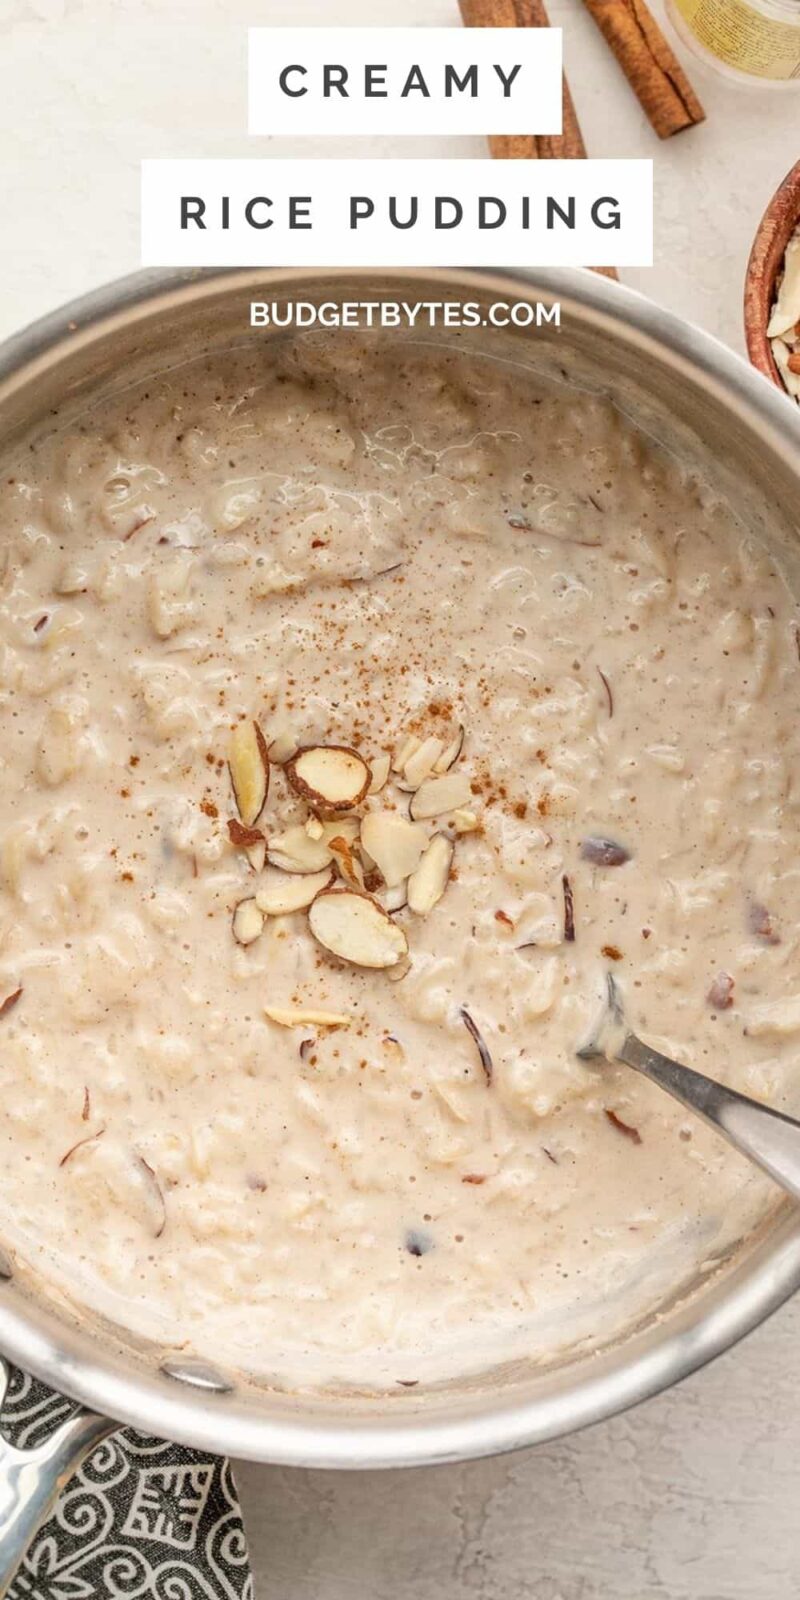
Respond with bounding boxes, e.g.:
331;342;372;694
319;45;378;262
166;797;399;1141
1;263;799;1469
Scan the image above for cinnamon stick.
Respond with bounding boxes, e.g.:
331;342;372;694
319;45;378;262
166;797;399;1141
459;0;586;160
458;0;618;280
581;0;705;139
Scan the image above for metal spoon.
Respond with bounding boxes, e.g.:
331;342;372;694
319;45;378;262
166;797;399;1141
578;974;800;1202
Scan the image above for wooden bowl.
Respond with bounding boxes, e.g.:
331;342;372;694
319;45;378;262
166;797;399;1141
744;160;800;391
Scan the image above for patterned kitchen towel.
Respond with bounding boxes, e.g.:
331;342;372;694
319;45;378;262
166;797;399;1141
2;1366;253;1600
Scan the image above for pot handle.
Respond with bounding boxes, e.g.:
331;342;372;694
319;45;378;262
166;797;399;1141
0;1364;113;1599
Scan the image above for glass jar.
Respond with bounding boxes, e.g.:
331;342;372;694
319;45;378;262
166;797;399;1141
666;0;800;83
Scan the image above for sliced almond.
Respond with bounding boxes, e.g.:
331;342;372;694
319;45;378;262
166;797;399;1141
264;1004;350;1028
393;733;420;772
246;838;267;873
324;818;361;848
267;818;358;875
229;721;269;827
360;811;428;889
387;955;412;983
323;818;361;850
410;771;472;821
452;808;479;834
228;818;263;850
132;1152;167;1239
256;867;333;916
308;888;408;969
379;881;409;913
460;1006;493;1084
286;745;371;814
368;752;392;794
227;817;267;873
359;836;378;872
403;736;444;789
407;834;453;915
268;826;330;874
0;986;23;1019
434;725;465;773
232;897;265;945
328;833;366;890
306;816;325;841
268;727;297;764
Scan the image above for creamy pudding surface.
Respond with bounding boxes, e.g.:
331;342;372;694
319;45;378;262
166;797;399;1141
0;334;798;1388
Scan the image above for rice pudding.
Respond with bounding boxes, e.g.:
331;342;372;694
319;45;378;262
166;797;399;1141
0;334;797;1388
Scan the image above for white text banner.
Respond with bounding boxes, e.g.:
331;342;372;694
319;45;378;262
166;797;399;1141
247;27;562;137
141;158;653;269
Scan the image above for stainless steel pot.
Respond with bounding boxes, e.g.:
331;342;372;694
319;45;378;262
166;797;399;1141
1;264;799;1593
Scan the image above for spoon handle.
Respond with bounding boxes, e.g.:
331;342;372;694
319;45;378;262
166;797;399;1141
618;1031;800;1203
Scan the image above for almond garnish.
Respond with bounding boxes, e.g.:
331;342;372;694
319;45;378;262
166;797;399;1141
359;834;378;872
562;874;576;943
232;897;265;945
0;986;23;1019
229;721;269;827
460;1006;493;1084
59;1127;106;1167
407;834;453;915
379;881;409;913
367;752;392;794
286;745;371;814
328;833;366;890
392;733;420;772
434;725;465;773
256;867;333;916
360;811;428;888
387;955;412;983
267;727;298;764
245;838;267;873
224;706;467;968
133;1152;167;1238
267;818;358;875
228;818;264;850
409;771;472;821
227;817;267;872
264;1004;351;1028
308;887;409;969
402;736;444;789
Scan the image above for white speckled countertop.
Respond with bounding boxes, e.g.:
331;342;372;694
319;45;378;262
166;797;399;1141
2;2;798;1595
